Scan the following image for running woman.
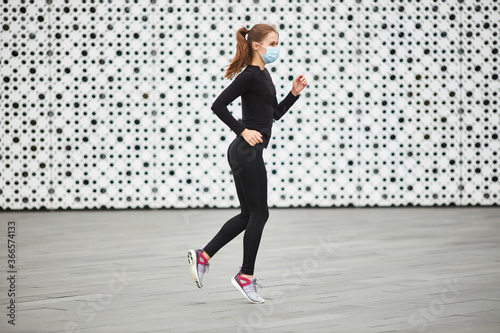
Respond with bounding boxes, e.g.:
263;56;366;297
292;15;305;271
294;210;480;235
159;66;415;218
188;23;307;303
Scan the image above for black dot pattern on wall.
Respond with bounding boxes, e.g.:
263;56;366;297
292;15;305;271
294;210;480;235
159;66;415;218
0;0;498;210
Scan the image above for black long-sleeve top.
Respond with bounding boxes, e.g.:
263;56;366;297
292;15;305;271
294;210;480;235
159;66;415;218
211;64;300;149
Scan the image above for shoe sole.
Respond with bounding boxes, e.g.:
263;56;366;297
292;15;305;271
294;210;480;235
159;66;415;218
187;250;202;288
231;276;265;304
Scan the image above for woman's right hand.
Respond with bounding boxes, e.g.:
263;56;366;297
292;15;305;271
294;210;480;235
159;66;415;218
240;128;263;147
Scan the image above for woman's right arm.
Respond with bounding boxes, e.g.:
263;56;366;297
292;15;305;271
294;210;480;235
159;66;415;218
211;70;255;136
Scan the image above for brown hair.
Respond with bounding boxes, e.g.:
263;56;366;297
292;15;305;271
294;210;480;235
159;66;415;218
224;23;278;80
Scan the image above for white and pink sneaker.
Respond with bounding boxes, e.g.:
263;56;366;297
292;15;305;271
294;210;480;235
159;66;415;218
231;271;265;303
187;248;210;288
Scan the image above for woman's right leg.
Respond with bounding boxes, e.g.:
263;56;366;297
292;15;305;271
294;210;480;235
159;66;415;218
188;137;252;289
206;135;269;276
203;136;252;259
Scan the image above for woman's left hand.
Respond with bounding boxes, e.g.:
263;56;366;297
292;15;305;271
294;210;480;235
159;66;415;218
291;74;307;96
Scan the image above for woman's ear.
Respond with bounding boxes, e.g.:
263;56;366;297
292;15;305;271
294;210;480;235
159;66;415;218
252;42;262;52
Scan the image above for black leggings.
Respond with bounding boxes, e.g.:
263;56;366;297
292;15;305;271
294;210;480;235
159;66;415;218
204;134;269;275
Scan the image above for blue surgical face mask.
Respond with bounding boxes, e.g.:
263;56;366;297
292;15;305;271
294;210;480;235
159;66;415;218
256;42;280;64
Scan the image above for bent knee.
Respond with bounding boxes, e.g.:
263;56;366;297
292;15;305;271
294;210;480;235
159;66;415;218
250;210;269;223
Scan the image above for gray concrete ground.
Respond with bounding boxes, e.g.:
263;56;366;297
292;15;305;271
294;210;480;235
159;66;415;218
0;207;499;332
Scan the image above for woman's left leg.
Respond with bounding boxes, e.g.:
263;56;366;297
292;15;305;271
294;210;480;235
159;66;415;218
230;141;268;303
240;146;269;276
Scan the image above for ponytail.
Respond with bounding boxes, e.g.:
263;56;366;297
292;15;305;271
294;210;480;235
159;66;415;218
224;26;252;79
223;23;279;80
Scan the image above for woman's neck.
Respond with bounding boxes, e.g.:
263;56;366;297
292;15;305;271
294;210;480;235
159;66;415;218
249;55;265;71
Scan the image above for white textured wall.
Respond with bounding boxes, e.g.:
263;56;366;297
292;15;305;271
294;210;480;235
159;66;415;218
0;0;498;209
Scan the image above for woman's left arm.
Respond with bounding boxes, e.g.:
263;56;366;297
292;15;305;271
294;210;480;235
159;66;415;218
273;74;308;120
